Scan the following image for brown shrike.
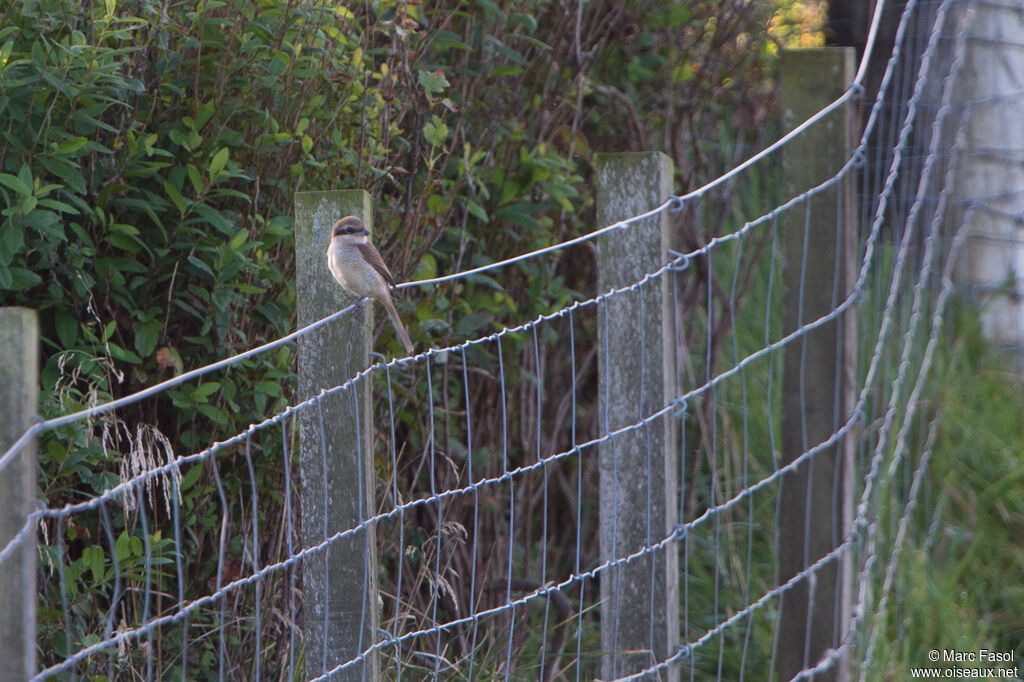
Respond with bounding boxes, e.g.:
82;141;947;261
327;216;415;355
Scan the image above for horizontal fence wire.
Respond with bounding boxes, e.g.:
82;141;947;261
0;0;999;679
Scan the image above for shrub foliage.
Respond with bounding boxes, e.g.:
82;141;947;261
1;0;779;676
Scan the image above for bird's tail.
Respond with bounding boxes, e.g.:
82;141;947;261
382;294;415;355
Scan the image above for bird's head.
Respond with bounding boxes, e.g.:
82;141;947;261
332;216;370;239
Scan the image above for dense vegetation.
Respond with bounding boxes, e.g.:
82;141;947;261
0;0;779;464
1;0;781;675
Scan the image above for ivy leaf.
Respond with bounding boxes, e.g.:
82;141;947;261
417;68;449;97
423;115;449;147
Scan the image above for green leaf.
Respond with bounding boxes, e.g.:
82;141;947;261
186;164;203;194
54;309;78;348
129;535;143;557
417;69;449;97
37;198;80;215
0;173;31;196
191;381;221;402
209;147;229;179
256;380;282;397
186;255;216;280
83;546;104;583
38;156;86;195
467;199;488;223
0;220;25;259
197;403;228;425
490;64;523;78
230;283;266;294
484;35;525;64
476;0;506;23
53;136;89;156
18;194;38;213
17;163;32;190
433;30;471;51
180;462;203;491
162;181;187;215
109;231;143;254
229;229;247;249
455;311;494;337
427;193;446;215
6;267;42;291
107;342;142;364
115;532;131;563
467;272;505;291
195;101;215;130
495;204;544;232
193;203;233;234
511;12;538;31
413;253;437;281
133;318;162;358
168;128;190;149
423;115;449;147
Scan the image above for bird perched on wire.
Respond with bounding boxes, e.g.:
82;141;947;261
326;215;415;355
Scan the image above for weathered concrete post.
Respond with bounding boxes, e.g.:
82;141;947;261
295;191;379;680
0;307;39;681
778;48;857;682
595;152;680;682
957;3;1024;353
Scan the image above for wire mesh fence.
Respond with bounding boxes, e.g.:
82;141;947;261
0;0;1007;679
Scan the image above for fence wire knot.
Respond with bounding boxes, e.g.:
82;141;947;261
666;249;691;271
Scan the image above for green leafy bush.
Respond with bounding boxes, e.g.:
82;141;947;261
1;0;782;676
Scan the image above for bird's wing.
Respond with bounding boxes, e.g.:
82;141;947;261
354;241;397;287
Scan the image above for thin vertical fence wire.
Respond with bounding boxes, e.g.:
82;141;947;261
0;1;986;680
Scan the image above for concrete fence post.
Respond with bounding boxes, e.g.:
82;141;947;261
957;3;1024;353
0;307;39;682
595;152;680;682
778;48;857;682
295;191;379;680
